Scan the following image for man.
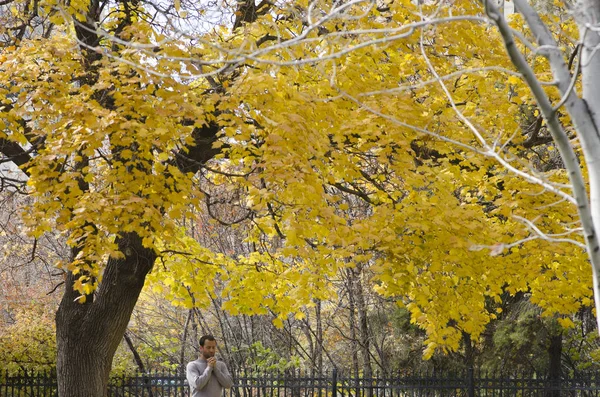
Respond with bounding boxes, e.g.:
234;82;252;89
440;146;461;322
186;335;233;397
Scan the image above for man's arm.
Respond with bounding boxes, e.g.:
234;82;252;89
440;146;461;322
213;361;234;388
186;361;213;391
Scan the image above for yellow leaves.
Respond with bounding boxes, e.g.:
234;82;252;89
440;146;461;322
1;35;219;293
0;0;591;365
157;152;170;162
372;187;589;351
0;296;57;374
507;75;522;85
558;317;576;329
294;311;306;320
72;274;96;303
423;343;437;360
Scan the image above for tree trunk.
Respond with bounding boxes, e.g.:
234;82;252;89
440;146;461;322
463;332;474;370
124;332;147;373
56;232;156;397
355;269;372;379
181;309;193;368
301;316;316;372
546;330;562;397
346;268;359;378
315;300;323;375
577;0;600;333
354;266;373;397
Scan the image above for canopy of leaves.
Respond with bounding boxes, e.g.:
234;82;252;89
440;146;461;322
0;0;591;356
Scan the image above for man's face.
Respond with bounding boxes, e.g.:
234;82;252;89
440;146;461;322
200;340;217;359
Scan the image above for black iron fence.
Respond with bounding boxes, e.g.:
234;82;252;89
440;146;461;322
3;368;600;396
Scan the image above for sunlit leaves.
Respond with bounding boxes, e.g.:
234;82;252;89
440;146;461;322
0;0;592;359
1;31;215;296
193;0;591;355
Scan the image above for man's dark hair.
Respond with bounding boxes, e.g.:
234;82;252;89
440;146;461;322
199;335;216;347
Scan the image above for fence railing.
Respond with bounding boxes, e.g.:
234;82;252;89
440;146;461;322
4;368;600;397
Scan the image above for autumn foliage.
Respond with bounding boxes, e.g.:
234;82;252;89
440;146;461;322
0;0;593;368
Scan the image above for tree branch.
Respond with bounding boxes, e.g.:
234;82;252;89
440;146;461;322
0;138;32;174
172;122;222;174
490;0;600;330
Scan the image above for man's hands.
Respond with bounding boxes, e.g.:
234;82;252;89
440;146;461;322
208;357;217;368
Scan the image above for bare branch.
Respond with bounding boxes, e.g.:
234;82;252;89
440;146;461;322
513;215;587;248
553;42;583;113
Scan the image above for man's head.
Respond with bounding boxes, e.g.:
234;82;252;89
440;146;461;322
199;335;217;359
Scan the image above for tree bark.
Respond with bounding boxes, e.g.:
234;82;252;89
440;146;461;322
56;233;156;397
576;0;600;333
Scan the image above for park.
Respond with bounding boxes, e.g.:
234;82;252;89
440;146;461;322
2;0;600;395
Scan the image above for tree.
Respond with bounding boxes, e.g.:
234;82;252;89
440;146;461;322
2;0;600;395
186;0;593;357
0;0;225;394
482;0;600;329
210;0;599;356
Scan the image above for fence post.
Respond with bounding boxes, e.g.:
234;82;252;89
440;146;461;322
466;367;474;397
332;369;338;397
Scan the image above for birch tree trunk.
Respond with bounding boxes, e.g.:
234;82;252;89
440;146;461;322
488;0;600;332
577;1;600;259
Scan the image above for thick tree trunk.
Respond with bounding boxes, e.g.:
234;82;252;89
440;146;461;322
56;343;110;397
56;232;156;397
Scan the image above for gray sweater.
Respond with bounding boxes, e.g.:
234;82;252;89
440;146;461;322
186;358;233;397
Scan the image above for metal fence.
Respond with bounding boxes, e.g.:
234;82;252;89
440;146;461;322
4;369;600;397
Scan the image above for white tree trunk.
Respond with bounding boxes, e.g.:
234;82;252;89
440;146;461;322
490;0;600;330
577;0;600;332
